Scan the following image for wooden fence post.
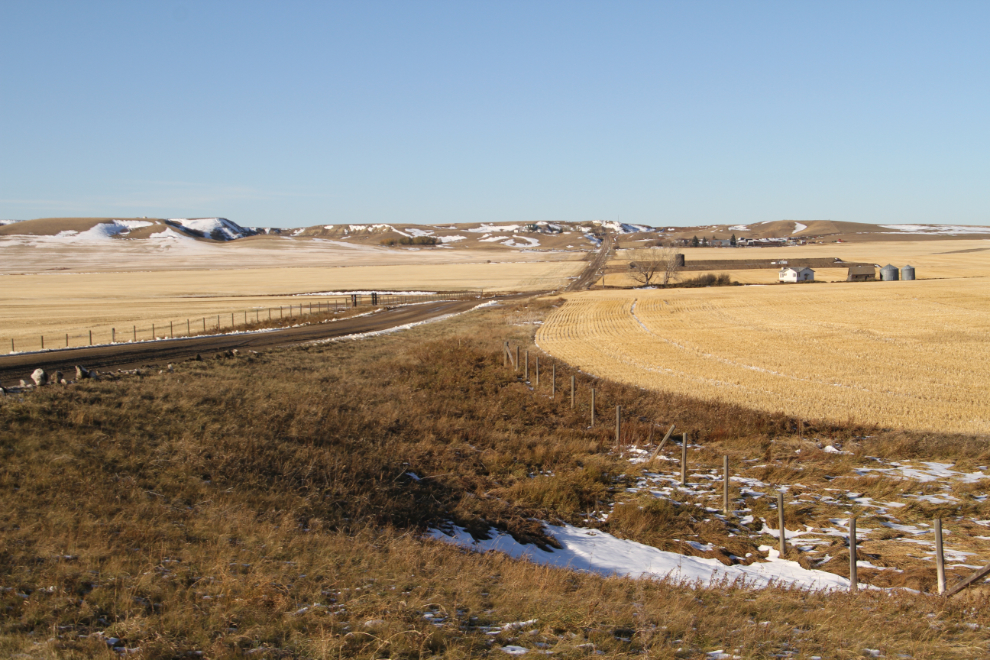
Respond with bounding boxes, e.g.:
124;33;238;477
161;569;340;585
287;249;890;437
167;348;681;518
203;318;206;332
525;350;529;381
65;333;68;347
503;341;508;367
41;335;44;349
778;491;787;557
551;363;556;398
723;455;730;515
849;516;858;593
615;405;621;448
152;324;155;339
590;388;595;427
10;338;13;353
935;518;946;595
515;346;520;372
535;356;540;386
133;326;136;342
169;322;172;339
90;330;93;345
681;433;688;486
112;328;115;343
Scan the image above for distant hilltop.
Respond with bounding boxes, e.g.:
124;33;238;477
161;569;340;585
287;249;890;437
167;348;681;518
1;217;988;249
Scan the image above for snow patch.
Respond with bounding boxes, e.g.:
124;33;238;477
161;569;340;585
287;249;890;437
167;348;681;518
430;522;851;590
792;222;807;234
879;224;990;235
168;218;253;241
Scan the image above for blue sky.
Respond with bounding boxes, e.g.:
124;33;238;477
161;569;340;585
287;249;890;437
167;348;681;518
1;2;987;227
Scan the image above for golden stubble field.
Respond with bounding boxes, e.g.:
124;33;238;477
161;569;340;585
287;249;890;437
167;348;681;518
537;277;990;435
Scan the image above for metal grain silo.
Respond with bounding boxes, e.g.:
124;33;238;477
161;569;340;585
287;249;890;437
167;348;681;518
880;264;899;281
901;265;915;280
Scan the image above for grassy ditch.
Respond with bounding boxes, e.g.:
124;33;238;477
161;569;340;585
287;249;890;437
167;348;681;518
0;297;989;658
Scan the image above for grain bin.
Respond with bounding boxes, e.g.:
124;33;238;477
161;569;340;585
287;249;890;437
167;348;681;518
901;265;915;280
880;264;899;281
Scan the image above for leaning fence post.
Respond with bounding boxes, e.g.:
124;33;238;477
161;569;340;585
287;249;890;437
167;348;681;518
849;516;858;593
935;518;946;595
590;388;596;427
779;491;787;557
681;433;688;486
723;455;730;515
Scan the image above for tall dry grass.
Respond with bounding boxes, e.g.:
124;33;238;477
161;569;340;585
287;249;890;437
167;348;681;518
1;298;989;657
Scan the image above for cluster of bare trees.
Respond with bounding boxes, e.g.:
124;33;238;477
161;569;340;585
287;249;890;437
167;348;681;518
629;243;682;287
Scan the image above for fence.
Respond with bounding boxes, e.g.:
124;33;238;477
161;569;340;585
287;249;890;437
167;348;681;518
501;340;972;597
4;291;478;355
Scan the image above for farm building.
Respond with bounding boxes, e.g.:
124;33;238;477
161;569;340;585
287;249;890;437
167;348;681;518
846;265;876;281
779;267;815;283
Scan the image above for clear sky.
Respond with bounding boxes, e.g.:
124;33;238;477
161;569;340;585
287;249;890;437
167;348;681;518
1;2;987;228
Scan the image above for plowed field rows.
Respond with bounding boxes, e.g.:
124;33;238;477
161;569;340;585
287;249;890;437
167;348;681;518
537;279;990;434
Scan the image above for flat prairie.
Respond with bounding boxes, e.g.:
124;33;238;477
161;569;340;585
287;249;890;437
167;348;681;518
0;260;583;348
537;278;990;434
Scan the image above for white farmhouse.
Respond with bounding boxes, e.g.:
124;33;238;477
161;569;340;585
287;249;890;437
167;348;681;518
779;267;815;283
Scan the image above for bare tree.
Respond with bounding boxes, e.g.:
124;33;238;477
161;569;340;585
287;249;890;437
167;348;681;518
630;244;682;287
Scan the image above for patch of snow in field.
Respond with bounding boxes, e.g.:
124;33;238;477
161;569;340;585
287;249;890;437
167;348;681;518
147;227;204;244
429;522;851;590
49;220;154;242
728;225;749;231
502;236;541;248
859;461;986;483
792;222;807;234
879;224;990;235
406;227;435;237
436;235;466;243
466;224;522;233
345;223;411;237
0;219;25;225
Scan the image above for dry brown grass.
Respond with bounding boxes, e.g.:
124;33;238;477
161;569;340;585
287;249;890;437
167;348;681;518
2;300;990;657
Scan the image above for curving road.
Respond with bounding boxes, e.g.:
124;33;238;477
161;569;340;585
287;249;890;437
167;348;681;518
0;297;496;384
565;232;613;291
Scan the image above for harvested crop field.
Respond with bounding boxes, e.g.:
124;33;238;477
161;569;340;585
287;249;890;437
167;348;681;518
537;279;990;434
0;261;582;348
